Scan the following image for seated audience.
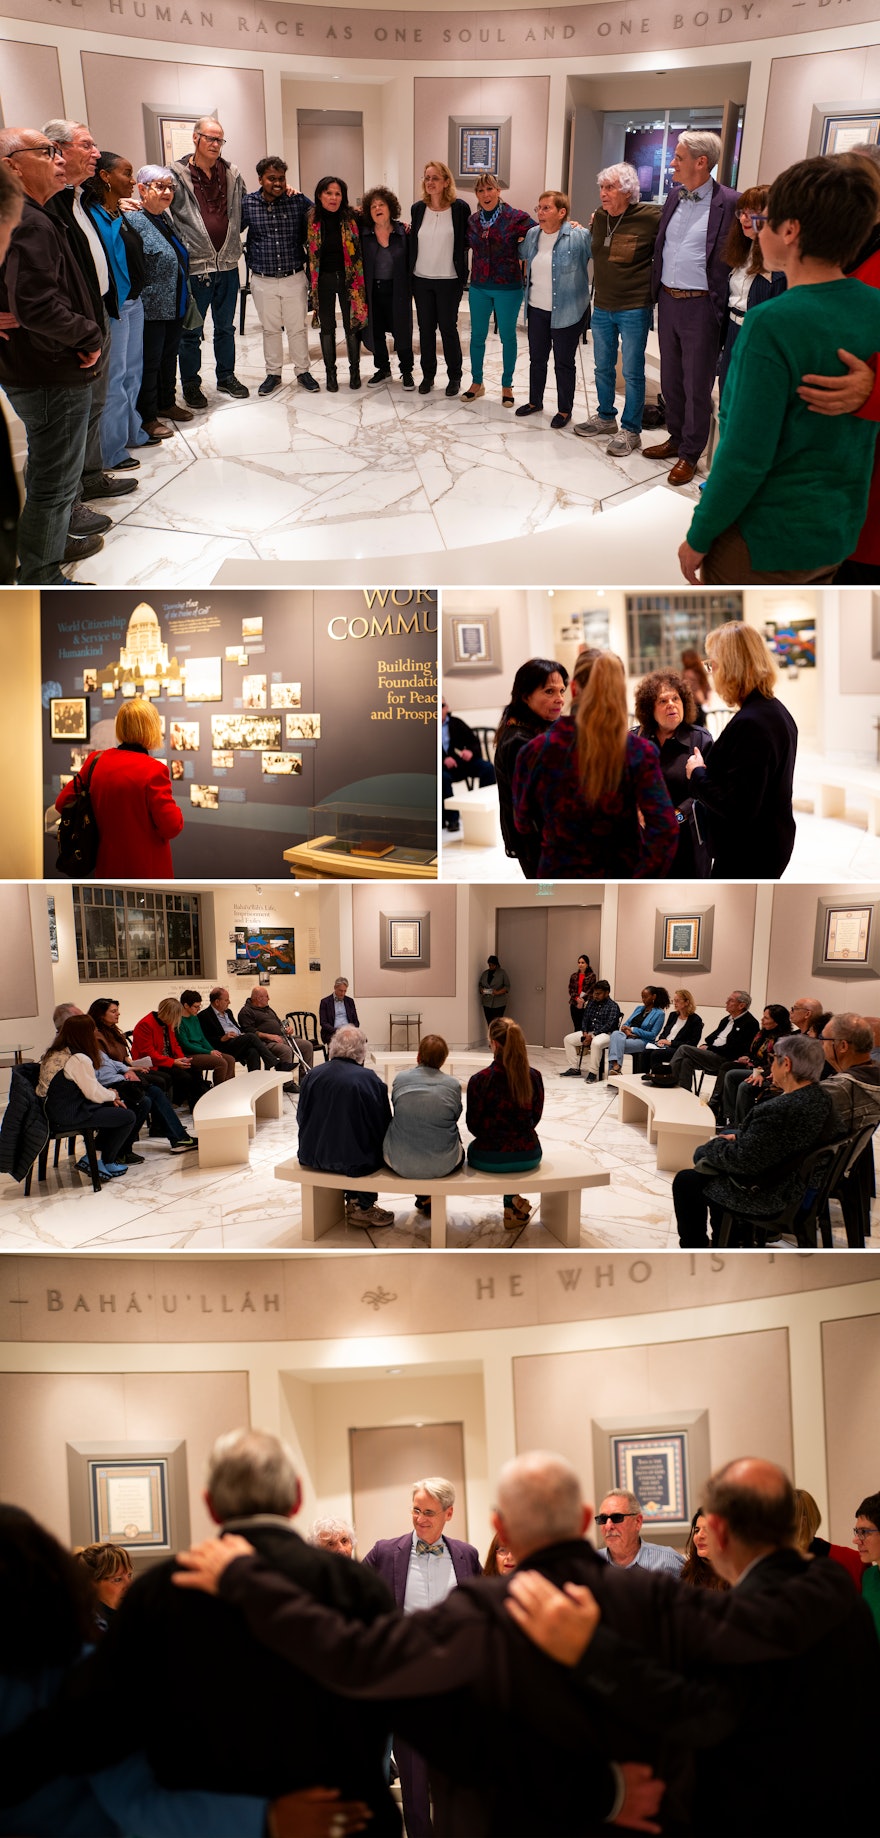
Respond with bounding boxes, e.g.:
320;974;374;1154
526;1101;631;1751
678;155;880;585
793;1488;862;1587
36;1013;137;1178
595;1489;685;1575
680;1511;729;1591
466;1016;543;1227
55;699;183;880
668;988;758;1091
854;1491;880;1639
684;622;798;880
821;1011;880;1247
318;978;359;1047
641;989;703;1080
237;986;313;1084
567;954;597;1032
89;996;197;1150
513;651;678;879
606;985;670;1075
494;658;568;879
634;670;713;876
441;697;495;832
199;986;278;1071
383;1033;464;1219
712;1002;792;1124
561;980;622;1080
309;1518;356;1558
790;996;824;1034
296;1025;393;1228
73;1542;133;1633
132;997;208;1109
672;1032;834;1246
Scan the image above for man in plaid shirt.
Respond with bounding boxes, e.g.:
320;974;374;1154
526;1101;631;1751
241;156;318;397
561;980;622;1080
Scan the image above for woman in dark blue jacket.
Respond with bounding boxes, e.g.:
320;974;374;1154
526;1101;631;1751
685;622;797;880
360;186;413;389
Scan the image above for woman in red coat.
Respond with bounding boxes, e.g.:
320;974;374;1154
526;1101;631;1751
55;698;183;878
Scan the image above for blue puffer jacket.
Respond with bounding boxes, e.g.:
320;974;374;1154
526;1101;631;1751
521;220;592;328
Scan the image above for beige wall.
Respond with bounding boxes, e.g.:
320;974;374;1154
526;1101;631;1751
824;588;880;759
821;1311;880;1548
512;1328;794;1532
768;883;880;1010
616;882;757;1010
0;1368;249;1547
0;37;63;121
80;54;267;184
413;74;549;214
353;883;456;997
760;43;880;179
0;591;41;880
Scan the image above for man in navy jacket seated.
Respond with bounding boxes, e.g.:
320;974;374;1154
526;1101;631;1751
297;1026;392;1228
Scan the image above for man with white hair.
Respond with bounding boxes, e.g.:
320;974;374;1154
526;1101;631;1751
310;1516;356;1557
363;1478;481;1838
170;117;248;408
573;162;661;456
596;1488;685;1575
644;130;738;486
0;1428;400;1833
296;1025;393;1226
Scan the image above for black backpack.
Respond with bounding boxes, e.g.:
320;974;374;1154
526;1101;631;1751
56;754;101;876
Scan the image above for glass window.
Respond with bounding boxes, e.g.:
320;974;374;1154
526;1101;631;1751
72;888;203;982
625;593;742;678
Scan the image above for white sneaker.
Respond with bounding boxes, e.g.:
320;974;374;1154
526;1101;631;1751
573;415;617;439
347;1202;395;1226
606;429;641;456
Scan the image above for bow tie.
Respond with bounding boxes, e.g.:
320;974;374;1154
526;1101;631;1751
679;188;703;202
416;1539;445;1556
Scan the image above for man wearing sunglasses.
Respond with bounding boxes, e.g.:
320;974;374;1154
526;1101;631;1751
170;116;249;408
0;128;102;582
596;1490;685;1575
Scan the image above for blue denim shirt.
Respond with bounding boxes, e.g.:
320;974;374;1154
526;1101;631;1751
522;220;592;329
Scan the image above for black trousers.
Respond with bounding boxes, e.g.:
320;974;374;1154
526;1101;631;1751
317;270;352;337
221;1034;277;1072
673;1167;723;1247
370;278;413;371
139;316;184;421
527;307;586;413
412;275;463;384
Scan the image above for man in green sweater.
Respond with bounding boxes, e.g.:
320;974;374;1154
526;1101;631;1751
679;155;880;585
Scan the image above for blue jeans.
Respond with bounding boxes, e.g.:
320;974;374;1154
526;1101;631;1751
3;381;91;584
591;305;653;434
179;268;239;387
468;284;523;387
101;297;150;465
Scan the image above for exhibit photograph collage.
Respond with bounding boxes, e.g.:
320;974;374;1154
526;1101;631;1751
2;8;880;1813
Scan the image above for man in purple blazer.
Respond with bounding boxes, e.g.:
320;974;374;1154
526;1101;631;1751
645;130;738;486
363;1476;482;1838
318;977;360;1046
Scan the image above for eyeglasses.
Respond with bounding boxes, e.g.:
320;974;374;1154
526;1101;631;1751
749;213;769;231
10;143;62;161
853;1526;879;1539
198;134;225;147
148;182;174;193
596;1512;639;1525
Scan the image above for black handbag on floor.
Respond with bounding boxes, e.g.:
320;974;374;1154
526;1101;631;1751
56;754;100;876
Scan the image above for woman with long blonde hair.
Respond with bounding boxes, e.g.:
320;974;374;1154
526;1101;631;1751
466;1016;543;1227
684;621;797;878
512;651;677;878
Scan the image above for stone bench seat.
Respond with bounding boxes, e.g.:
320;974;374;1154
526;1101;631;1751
275;1146;610;1249
191;1069;291;1169
372;1049;489;1087
608;1071;715;1173
795;754;880;836
443;785;499;846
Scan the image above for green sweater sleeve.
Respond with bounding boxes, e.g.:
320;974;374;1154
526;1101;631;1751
686;318;790;553
177;1014;210;1054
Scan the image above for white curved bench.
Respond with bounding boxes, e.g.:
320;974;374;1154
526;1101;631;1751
274;1146;610;1249
609;1070;714;1173
192;1069;291;1168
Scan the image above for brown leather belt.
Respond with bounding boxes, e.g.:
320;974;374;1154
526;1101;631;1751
662;285;710;298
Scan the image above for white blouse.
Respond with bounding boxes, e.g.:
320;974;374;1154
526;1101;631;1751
529;231;559;312
414;208;456;280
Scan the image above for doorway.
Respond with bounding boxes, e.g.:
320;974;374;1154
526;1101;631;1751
297;111;365;206
495;903;602;1047
350;1421;467;1555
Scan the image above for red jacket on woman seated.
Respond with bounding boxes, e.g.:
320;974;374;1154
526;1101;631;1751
132;1012;187;1069
56;744;183;879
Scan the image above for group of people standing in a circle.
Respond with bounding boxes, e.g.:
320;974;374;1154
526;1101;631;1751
492;620;797;882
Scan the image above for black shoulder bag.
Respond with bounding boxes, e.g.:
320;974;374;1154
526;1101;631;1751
56;754;101;876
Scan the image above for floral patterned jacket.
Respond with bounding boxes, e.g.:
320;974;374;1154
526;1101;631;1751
307;213;368;329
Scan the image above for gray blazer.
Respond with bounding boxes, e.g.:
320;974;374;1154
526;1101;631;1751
170;155;244;275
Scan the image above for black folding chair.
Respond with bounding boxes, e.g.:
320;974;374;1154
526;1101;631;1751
715;1134;858;1249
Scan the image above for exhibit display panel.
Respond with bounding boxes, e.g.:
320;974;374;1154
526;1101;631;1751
39;588;438;879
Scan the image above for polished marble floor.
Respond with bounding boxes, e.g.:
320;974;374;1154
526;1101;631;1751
1;1051;874;1254
39;313;703;588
